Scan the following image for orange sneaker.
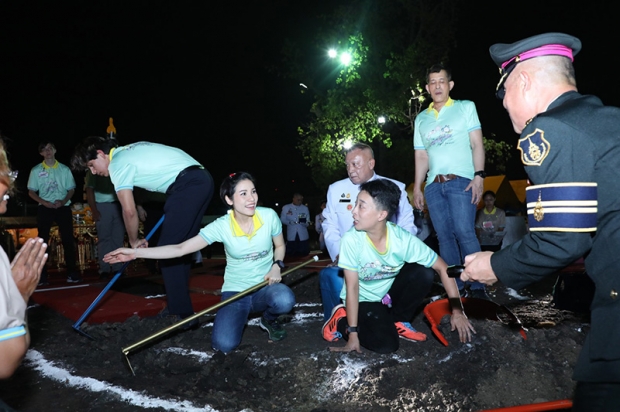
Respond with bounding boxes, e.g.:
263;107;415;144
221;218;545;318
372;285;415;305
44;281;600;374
395;322;427;342
322;304;346;342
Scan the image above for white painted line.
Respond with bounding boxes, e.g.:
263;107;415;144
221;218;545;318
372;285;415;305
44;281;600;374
24;350;218;412
34;284;91;293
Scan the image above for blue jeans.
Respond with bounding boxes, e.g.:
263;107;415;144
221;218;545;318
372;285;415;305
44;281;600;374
424;177;484;290
212;283;295;354
319;266;344;321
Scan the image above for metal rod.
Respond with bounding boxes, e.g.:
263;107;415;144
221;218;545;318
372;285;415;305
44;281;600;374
122;255;319;362
72;214;166;336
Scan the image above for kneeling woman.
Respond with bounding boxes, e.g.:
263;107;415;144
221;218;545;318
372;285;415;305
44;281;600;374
104;172;295;353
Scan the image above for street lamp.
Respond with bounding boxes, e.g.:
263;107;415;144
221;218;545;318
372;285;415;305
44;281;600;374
328;49;352;66
377;116;386;125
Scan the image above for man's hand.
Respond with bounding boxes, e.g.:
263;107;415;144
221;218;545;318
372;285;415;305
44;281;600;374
462;251;497;285
11;238;48;302
131;238;148;249
413;190;425;211
465;176;484;204
327;255;339;267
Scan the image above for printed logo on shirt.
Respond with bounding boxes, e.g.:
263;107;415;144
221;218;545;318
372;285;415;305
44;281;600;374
242;250;269;262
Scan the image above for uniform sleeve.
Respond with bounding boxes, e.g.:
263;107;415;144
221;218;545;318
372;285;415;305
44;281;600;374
394;181;416;235
280;205;291;226
322;184;342;261
491;118;593;290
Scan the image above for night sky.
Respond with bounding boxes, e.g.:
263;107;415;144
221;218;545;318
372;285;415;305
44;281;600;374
1;1;617;213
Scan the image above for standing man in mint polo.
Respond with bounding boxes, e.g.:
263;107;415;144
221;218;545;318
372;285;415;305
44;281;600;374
28;141;80;284
413;63;489;299
71;137;214;324
320;142;424;321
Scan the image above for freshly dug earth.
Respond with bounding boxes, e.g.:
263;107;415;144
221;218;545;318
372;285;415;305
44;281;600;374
0;264;589;412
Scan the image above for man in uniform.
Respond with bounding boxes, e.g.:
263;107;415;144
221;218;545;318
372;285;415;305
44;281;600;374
320;142;429;321
280;193;310;257
462;33;620;410
72;137;214;326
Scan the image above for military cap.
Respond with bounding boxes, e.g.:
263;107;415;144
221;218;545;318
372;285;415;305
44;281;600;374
490;32;582;99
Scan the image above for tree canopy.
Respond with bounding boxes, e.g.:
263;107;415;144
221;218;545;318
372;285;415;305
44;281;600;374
279;0;510;190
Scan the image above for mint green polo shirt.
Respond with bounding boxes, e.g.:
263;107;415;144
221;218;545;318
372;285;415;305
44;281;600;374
338;222;437;303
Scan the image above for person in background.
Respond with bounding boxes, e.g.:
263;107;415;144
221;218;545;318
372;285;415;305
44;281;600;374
71;136;213;327
323;179;474;354
0;137;49;380
320;142;420;321
280;193;310;257
475;190;506;252
104;172;294;353
462;32;620;411
315;200;326;252
27;141;80;284
413;63;489;300
85;170;125;279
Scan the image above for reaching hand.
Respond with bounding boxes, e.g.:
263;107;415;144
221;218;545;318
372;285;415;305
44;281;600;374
450;312;476;343
103;248;137;264
11;238;48;302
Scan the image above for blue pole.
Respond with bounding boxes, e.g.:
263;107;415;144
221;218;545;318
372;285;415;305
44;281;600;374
72;214;165;337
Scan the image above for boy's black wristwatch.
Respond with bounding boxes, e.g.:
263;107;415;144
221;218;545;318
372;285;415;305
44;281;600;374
273;260;285;269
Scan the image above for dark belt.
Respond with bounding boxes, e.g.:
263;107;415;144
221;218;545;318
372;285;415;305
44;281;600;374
166;165;204;194
433;174;458;184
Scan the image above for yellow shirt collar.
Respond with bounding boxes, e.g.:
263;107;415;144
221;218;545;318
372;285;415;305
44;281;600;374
230;209;263;239
427;97;454;117
109;147;116;162
483;207;497;215
42;160;59;170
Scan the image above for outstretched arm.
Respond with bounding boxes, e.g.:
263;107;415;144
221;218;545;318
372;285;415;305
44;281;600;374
104;235;209;264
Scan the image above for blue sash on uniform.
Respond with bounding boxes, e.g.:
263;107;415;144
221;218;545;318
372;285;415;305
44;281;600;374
526;183;597;232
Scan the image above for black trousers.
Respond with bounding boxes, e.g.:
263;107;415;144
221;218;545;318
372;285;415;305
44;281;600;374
159;168;214;317
573;381;620;411
37;205;76;279
337;262;435;354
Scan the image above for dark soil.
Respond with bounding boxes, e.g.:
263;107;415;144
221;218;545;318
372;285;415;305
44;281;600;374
0;261;589;412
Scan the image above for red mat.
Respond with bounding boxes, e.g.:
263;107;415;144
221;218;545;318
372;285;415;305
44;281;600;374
32;285;167;324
